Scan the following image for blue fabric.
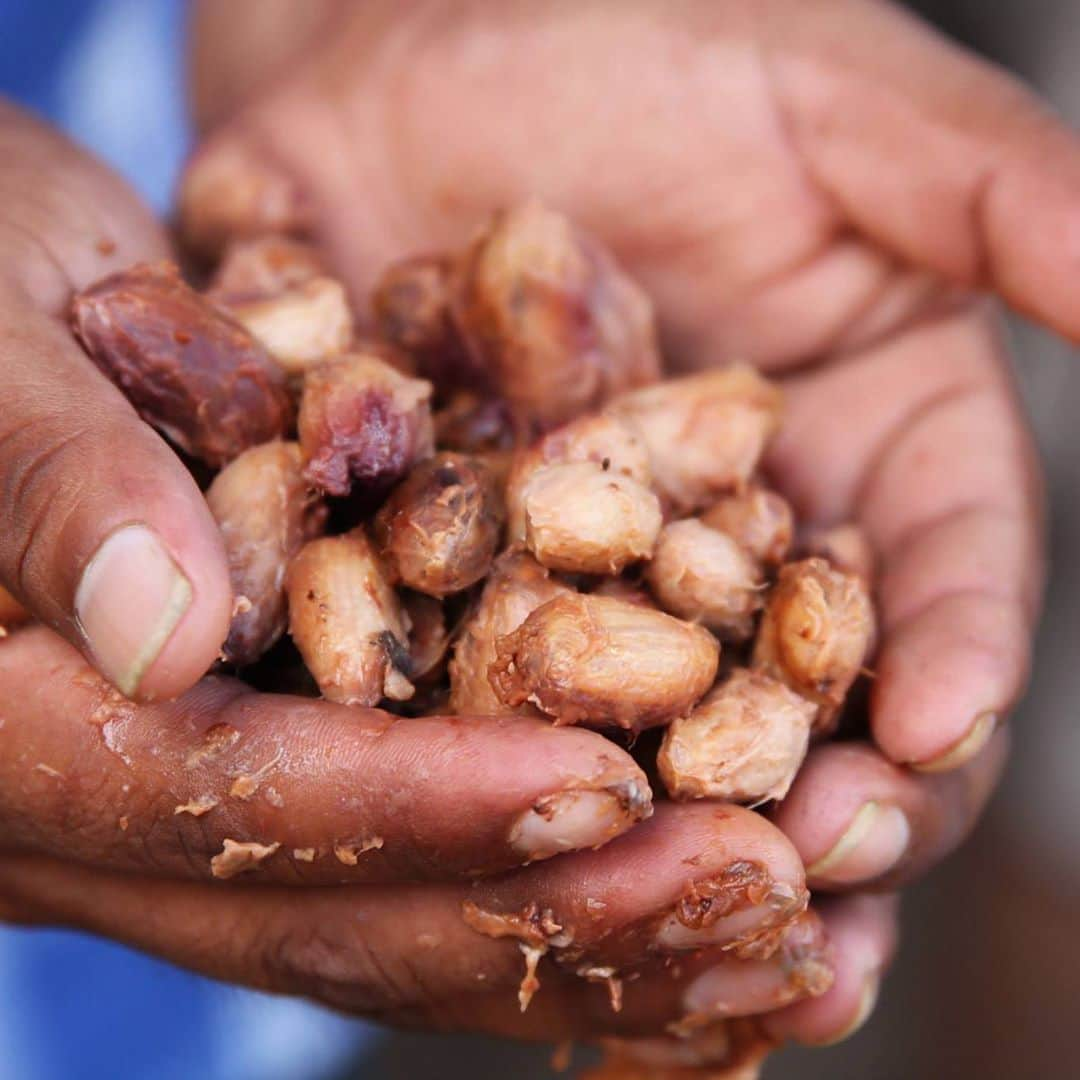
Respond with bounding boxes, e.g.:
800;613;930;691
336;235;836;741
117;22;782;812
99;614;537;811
0;0;192;212
0;925;369;1080
0;2;374;1077
6;929;216;1080
0;0;97;122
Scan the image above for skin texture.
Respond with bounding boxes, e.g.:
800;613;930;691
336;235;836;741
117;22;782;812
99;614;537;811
0;0;1073;1051
0;102;233;701
0;586;29;633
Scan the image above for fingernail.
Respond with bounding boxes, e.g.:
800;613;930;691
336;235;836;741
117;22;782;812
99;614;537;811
681;964;795;1025
654;878;805;951
509;779;651;860
675;915;833;1030
180;140;311;256
678;958;824;1031
912;711;997;773
75;525;192;697
806;972;880;1047
806;802;910;886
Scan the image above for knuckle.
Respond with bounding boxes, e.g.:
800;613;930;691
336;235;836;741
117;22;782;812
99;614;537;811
263;920;433;1014
0;413;101;593
19;756;114;844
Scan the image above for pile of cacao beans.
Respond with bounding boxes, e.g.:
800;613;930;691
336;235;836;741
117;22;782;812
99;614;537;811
70;200;875;824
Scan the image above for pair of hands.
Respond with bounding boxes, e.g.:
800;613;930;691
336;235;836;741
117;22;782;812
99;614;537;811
0;0;1065;1059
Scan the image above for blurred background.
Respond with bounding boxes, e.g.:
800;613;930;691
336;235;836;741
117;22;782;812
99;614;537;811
0;1;1077;1077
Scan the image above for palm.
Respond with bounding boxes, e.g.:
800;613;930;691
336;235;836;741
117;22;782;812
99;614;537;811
188;0;1041;774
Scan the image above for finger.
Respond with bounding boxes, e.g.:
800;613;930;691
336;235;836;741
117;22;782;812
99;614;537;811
0;627;651;880
397;909;831;1043
763;0;1080;343
0;803;814;1023
484;893;895;1064
771;734;1008;891
768;307;1043;768
178;0;1080;361
760;893;899;1048
0;104;232;700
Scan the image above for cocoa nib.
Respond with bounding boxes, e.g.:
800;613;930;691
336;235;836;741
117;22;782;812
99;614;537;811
298;350;434;497
72;262;293;467
285;529;414;706
206;441;326;666
433;392;515;455
373;452;502;597
372;254;482;389
451;201;661;436
209;236;327;304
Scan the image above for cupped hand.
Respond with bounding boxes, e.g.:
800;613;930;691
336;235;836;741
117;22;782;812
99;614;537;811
182;0;1060;886
0;623;891;1050
0;95;871;1057
2;0;1069;1058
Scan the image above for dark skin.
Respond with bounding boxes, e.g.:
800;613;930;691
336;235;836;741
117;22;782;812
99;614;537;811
0;0;1072;1059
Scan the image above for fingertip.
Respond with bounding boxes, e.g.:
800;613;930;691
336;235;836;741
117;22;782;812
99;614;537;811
871;592;1027;766
0;286;235;703
648;802;810;917
909;710;998;774
68;445;233;702
804;803;911;888
125;513;233;702
761;894;897;1048
644;802;808;894
983;162;1080;344
791;967;881;1048
780;732;1013;891
506;768;653;864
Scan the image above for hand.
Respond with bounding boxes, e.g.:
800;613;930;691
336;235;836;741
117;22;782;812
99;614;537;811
181;0;1051;875
1;622;894;1050
0;102;861;1054
0;103;878;1049
177;0;1068;1051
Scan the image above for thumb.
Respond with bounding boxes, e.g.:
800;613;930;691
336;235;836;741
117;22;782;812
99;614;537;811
762;0;1080;342
0;103;231;700
0;286;233;701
